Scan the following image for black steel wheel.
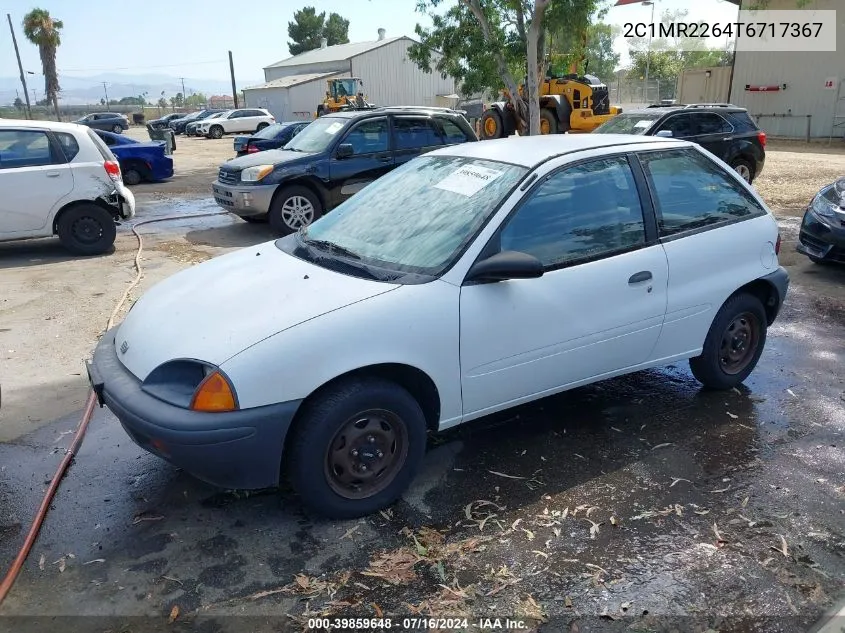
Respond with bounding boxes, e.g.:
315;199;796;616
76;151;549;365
56;204;116;256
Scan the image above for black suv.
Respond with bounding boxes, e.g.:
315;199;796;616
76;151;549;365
594;104;766;183
213;107;477;234
170;109;225;135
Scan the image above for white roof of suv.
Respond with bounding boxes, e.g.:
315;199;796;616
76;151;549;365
434;133;686;167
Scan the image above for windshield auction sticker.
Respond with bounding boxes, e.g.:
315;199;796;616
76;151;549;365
434;164;503;197
324;121;344;135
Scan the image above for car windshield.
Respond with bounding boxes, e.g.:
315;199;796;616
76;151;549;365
297;155;527;275
254;122;288;139
284;117;346;152
594;113;661;135
206;112;226;120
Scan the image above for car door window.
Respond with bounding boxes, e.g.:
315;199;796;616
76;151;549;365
694;112;732;135
439;118;471;143
639;148;767;237
343;118;389;155
0;130;57;169
498;156;646;268
394;117;443;150
55;132;81;160
655;114;694;138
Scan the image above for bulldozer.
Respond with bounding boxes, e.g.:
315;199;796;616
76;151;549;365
480;72;622;139
316;78;375;117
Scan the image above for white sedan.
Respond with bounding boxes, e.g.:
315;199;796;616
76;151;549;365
89;134;788;518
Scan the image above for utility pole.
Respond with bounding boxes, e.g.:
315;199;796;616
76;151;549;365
228;51;239;108
102;82;110;110
180;77;186;103
7;13;32;119
31;88;37;105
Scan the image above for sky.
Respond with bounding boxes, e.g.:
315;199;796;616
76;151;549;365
2;0;741;87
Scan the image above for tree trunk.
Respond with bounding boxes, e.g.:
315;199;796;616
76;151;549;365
52;94;60;122
524;0;550;135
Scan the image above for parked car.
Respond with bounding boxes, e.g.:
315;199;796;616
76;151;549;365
94;129;174;185
74;112;129;134
194;108;275;139
186;111;225;136
233;121;309;156
796;177;845;265
91;134;788;518
213;107;478;233
170;109;225;135
147;112;188;130
0;119;135;254
594;104;766;183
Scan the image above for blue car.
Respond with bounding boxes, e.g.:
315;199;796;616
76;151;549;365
95;130;174;185
233;121;309;156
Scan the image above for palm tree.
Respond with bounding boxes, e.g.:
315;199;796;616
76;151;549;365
22;8;63;121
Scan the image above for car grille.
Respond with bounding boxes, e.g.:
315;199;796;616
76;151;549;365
218;169;240;185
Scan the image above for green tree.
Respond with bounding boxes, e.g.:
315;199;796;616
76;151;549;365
118;96;146;106
409;0;601;135
13;96;24;111
287;6;350;56
22;8;63;121
185;93;207;107
157;97;167;112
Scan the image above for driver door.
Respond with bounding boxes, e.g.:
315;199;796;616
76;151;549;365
327;117;394;208
459;154;669;417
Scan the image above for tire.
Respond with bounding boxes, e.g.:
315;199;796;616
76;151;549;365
731;158;755;184
112;124;122;134
268;185;322;235
122;167;143;186
286;377;427;519
689;293;767;390
241;214;268;224
56;204;116;256
317;104;327;117
808;255;828;265
481;109;504;139
209;125;224;139
539;109;558;135
256;122;269;131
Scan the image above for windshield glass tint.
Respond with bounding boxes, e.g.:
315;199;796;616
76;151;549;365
285;117;346;152
301;155;527;274
595;113;660;135
254;123;287;139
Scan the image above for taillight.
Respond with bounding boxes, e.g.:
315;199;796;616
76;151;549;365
246;144;259;153
104;160;121;182
775;232;781;255
757;131;767;149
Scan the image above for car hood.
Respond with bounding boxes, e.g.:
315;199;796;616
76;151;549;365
223;149;308;170
113;243;396;380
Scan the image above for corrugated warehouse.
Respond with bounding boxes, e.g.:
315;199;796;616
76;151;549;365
243;30;458;121
728;0;845;139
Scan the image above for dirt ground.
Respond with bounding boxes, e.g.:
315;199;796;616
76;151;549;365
0;130;843;630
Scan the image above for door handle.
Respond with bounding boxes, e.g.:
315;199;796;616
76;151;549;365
722;137;732;141
628;271;652;284
376;155;392;163
46;172;61;178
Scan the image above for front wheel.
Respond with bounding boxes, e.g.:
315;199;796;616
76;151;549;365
56;204;117;255
480;109;504;139
209;125;224;139
689;293;767;389
286;377;427;518
112;125;123;134
268;185;322;235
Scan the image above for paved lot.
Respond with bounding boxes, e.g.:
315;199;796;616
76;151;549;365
0;131;843;630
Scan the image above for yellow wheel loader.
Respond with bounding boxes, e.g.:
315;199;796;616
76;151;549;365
316;78;376;117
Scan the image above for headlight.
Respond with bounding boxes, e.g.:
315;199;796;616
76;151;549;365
810;191;837;218
142;360;238;412
241;165;274;182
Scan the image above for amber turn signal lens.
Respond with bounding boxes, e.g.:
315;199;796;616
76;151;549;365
190;371;237;412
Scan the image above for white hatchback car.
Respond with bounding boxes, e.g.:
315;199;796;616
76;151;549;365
89;134;788;518
0;119;135;254
194;108;275;139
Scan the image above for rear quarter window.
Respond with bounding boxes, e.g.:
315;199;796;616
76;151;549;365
727;111;759;133
55;132;81;161
86;129;117;162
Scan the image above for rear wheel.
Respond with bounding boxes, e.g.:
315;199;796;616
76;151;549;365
481;109;504;139
256;122;269;131
122;167;143;186
209;125;224;139
269;185;322;235
286;377;427;518
689;293;767;389
731;158;754;184
539;109;558;135
56;204;116;256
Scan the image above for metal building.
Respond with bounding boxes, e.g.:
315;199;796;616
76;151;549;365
728;0;845;139
243;29;458;121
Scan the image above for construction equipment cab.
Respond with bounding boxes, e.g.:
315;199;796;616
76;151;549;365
481;73;622;139
317;78;375;116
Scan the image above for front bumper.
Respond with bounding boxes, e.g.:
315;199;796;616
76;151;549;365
797;209;845;263
89;328;301;489
212;180;277;216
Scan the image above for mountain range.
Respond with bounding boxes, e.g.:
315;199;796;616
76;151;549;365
0;72;264;106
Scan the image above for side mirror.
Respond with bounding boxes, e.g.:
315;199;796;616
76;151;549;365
466;251;544;283
655;129;673;138
336;143;354;159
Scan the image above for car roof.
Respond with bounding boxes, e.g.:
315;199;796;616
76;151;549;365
621;105;748;116
430;134;690;168
323;107;462;121
0;118;93;133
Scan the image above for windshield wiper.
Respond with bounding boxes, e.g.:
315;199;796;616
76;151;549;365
301;237;362;260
